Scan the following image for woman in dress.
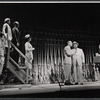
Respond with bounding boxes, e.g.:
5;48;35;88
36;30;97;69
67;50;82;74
25;34;35;80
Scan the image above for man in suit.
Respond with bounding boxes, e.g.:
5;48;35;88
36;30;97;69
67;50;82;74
2;18;12;84
2;18;12;67
72;41;85;85
63;41;76;85
11;21;21;64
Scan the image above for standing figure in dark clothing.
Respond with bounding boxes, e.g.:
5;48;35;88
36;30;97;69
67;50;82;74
96;45;100;56
95;45;100;81
11;21;21;64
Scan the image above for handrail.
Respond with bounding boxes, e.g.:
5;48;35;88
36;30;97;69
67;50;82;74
10;57;26;69
6;40;10;68
3;35;32;65
10;41;32;65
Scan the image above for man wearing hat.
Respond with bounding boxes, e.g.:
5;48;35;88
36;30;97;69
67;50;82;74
72;41;85;85
63;41;77;85
11;21;21;64
2;18;12;67
2;18;12;42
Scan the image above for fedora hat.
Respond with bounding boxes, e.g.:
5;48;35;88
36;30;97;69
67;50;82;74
73;41;79;45
14;21;19;25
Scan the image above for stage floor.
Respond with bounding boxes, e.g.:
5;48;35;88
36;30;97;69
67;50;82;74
1;81;100;97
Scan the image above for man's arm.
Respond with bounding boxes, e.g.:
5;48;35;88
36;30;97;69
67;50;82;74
64;47;76;56
12;28;18;43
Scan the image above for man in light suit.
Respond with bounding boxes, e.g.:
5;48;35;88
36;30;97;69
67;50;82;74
2;18;12;67
72;41;85;85
63;41;76;85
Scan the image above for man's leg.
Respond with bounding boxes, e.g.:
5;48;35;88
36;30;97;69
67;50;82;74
72;59;78;84
77;65;83;84
4;47;8;67
73;65;78;84
0;57;4;75
64;63;72;84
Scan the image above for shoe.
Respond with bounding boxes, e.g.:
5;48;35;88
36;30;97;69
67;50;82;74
64;82;73;85
68;82;73;85
74;82;78;85
80;83;83;85
64;80;69;85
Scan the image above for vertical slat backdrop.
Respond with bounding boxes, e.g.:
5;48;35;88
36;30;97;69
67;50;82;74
20;29;99;83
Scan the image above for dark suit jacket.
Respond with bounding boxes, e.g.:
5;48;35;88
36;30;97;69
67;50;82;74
12;27;20;46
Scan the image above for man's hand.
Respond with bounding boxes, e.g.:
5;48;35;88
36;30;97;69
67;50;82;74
73;49;77;53
17;43;19;47
33;48;35;50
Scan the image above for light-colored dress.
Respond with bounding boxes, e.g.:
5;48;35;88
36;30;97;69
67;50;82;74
25;42;34;69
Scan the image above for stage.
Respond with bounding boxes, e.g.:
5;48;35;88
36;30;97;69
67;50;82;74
1;81;100;98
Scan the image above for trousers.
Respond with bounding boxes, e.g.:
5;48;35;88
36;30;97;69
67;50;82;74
0;56;4;75
73;64;83;83
63;63;71;82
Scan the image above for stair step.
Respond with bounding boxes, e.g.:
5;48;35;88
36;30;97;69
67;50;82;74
15;67;26;70
0;84;31;89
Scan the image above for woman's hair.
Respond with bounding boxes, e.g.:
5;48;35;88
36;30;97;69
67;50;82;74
4;20;9;24
25;37;31;42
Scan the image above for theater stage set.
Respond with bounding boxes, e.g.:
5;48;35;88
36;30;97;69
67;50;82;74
1;3;100;98
1;81;100;97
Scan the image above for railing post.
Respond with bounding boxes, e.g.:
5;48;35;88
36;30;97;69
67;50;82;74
6;40;10;68
26;67;28;84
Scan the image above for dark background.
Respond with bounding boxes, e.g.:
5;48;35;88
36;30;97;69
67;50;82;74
0;3;100;32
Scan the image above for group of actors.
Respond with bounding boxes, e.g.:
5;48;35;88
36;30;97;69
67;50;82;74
0;17;85;85
0;18;35;83
63;41;85;85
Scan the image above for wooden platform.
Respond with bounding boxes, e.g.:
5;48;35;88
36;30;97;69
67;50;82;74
1;81;100;97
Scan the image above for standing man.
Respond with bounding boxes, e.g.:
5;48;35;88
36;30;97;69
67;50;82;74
2;18;12;66
63;41;76;85
11;21;21;64
72;41;85;85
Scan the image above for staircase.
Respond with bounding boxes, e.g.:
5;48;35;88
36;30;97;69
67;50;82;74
8;57;26;83
4;39;31;84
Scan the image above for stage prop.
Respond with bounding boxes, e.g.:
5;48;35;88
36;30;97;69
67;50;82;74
93;56;100;81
